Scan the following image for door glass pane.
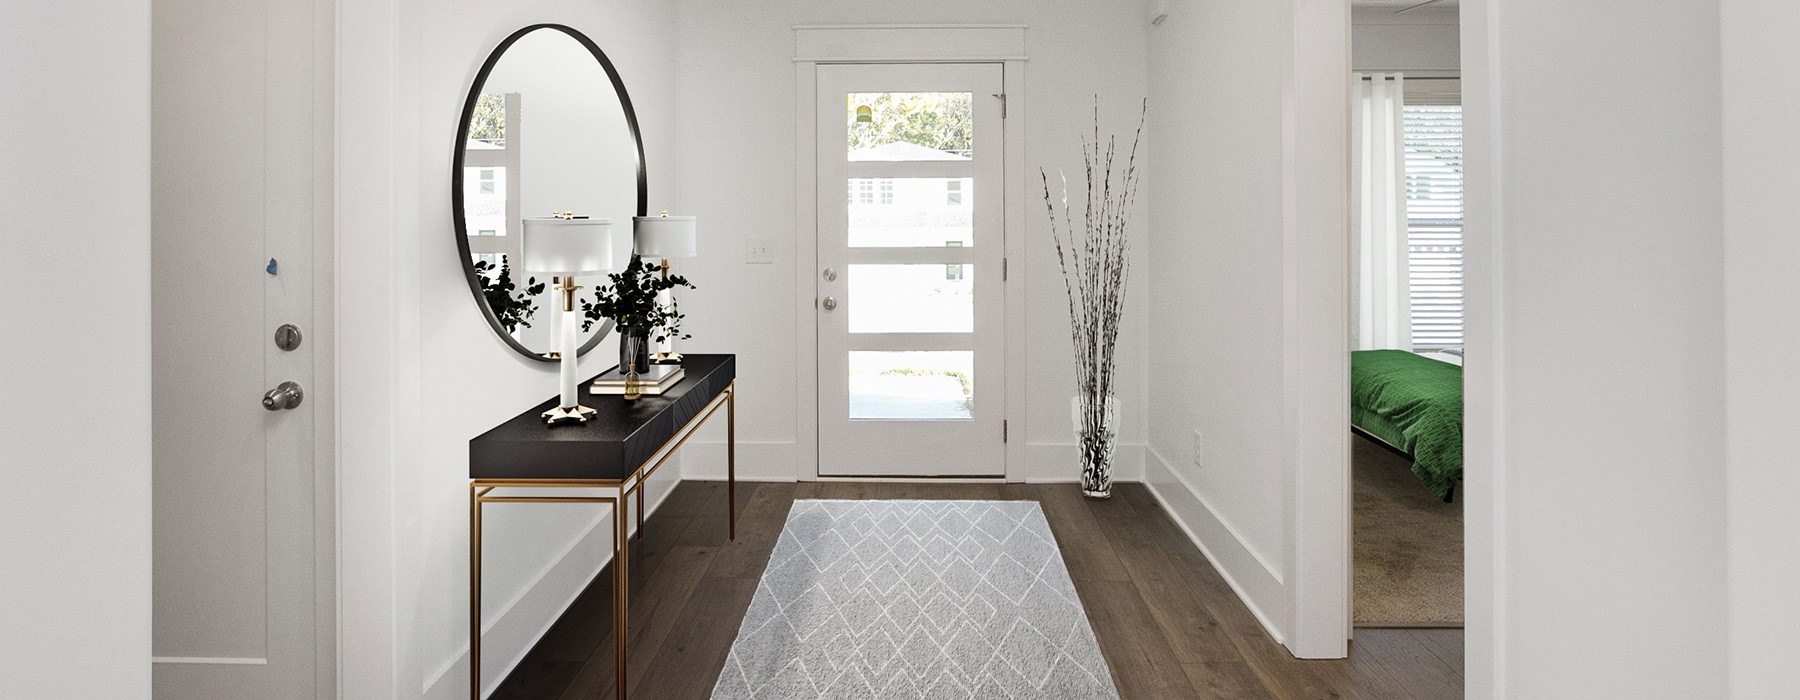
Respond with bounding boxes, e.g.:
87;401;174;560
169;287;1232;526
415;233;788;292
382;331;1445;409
847;177;973;247
849;351;974;420
848;264;974;333
847;92;972;160
462;166;508;235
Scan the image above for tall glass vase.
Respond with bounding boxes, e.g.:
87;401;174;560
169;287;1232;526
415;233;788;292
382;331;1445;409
1071;394;1118;499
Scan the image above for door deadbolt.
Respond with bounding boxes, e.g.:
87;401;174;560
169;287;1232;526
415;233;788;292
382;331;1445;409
263;381;304;411
821;296;838;311
275;324;302;351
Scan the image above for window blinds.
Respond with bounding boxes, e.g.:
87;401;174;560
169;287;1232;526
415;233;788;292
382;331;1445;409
1403;105;1464;350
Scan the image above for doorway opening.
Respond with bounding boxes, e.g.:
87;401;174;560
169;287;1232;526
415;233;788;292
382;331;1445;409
1346;0;1467;633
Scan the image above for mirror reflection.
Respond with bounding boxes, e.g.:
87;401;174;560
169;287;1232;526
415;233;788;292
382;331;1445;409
456;25;643;360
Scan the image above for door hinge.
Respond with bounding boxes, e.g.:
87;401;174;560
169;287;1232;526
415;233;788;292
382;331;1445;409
1003;419;1009;443
993;92;1007;119
1003;257;1008;281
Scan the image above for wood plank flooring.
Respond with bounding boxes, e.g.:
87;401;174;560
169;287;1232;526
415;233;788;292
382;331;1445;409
490;481;1464;699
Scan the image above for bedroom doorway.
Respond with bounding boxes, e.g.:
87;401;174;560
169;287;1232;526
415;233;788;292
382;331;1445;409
1347;1;1467;632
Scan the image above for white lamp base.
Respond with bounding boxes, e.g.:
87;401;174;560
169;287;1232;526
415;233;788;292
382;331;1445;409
541;404;597;425
542;282;593;425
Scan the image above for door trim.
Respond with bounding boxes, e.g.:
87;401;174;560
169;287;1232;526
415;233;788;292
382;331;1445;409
793;25;1029;481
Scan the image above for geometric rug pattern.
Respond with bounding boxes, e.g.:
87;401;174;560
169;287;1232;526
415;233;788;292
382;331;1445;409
711;500;1119;699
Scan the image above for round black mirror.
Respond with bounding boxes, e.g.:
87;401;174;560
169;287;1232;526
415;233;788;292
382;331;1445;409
452;24;646;361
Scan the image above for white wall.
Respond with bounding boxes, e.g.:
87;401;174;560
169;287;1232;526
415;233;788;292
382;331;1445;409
0;2;153;697
1722;0;1800;696
1142;0;1353;656
670;0;1151;483
411;3;682;698
1464;0;1728;696
1351;5;1458;72
1143;0;1296;641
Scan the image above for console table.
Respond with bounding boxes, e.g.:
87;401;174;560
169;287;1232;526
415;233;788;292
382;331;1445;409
468;354;736;700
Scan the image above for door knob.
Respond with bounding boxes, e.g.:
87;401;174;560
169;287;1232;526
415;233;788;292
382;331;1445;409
821;296;837;311
263;381;304;411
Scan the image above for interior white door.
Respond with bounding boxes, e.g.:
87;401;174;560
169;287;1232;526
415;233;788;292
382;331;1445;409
152;0;325;696
816;63;1007;477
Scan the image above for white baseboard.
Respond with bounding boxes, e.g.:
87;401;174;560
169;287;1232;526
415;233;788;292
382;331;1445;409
677;439;1147;484
678;440;800;482
1142;445;1288;644
423;473;680;699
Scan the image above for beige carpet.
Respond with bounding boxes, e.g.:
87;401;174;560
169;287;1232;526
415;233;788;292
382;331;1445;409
1353;435;1463;626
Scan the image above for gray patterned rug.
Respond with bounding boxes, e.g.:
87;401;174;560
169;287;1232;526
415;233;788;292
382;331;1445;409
711;500;1119;699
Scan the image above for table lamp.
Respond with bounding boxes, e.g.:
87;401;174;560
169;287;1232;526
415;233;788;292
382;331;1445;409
632;212;698;363
523;213;614;424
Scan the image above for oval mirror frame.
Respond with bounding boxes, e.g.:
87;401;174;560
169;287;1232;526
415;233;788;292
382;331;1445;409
452;23;646;362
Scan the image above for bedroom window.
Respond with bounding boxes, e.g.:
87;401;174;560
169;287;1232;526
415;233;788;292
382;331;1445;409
1404;105;1464;350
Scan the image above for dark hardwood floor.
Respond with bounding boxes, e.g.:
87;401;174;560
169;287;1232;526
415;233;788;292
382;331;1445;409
491;481;1464;699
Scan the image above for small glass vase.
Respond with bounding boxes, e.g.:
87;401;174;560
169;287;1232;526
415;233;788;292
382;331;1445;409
619;332;646;401
618;327;651;373
1071;394;1118;499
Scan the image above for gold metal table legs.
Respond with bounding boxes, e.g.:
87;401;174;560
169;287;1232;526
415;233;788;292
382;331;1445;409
470;382;735;700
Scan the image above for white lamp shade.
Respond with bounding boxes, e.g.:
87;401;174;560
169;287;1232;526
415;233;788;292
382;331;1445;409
522;217;614;275
633;215;698;258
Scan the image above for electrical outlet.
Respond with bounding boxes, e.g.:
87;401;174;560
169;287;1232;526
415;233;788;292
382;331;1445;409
1192;430;1204;468
745;238;774;264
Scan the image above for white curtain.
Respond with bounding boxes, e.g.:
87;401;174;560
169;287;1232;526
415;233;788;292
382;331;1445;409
1352;72;1411;350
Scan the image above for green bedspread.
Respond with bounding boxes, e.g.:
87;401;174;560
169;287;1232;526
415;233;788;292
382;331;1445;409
1350;350;1463;500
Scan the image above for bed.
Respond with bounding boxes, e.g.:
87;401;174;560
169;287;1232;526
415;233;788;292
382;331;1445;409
1350;349;1463;502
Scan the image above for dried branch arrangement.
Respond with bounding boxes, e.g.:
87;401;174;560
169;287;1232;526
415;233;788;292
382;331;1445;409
1041;99;1146;495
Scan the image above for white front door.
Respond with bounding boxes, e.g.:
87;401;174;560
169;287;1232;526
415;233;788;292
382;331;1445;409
152;0;326;695
816;63;1007;477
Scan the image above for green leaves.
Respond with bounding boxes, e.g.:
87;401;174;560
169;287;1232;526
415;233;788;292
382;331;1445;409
580;255;696;341
473;258;544;333
847;92;973;155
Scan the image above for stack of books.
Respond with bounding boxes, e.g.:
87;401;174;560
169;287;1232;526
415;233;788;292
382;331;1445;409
589;364;685;396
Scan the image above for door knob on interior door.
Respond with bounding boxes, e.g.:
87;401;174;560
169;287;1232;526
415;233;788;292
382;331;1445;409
822;296;837;311
263;381;304;411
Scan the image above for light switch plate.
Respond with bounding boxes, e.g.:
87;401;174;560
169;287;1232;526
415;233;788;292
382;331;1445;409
745;238;774;264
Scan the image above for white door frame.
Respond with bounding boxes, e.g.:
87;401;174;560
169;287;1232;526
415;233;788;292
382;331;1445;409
1296;1;1496;694
1283;0;1352;660
792;25;1030;481
1455;0;1497;693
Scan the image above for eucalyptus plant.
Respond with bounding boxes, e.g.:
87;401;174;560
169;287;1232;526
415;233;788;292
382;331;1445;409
472;258;545;334
581;255;695;343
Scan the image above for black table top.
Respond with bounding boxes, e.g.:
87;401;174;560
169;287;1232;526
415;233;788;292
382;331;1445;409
469;354;736;481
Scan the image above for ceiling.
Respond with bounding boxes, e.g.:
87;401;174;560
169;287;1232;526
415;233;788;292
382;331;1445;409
1351;0;1461;9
